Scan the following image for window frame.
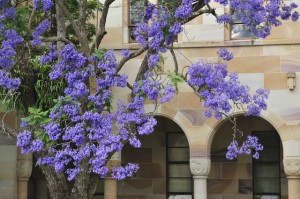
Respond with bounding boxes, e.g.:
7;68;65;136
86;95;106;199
127;0;148;43
230;10;255;40
166;132;193;198
252;131;281;199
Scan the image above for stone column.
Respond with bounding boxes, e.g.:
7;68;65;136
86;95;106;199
16;150;32;199
284;157;300;199
104;155;121;199
104;177;117;199
190;158;211;199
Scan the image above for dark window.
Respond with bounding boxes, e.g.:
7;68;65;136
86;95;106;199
167;132;192;199
252;131;281;199
231;10;255;39
128;0;147;42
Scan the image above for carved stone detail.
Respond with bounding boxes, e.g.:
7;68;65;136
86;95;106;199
190;158;211;176
16;160;32;179
284;157;300;176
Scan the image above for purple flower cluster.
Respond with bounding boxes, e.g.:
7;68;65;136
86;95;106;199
120;49;131;58
17;130;44;153
133;3;185;66
17;45;155;180
40;44;58;64
216;0;299;38
34;0;54;12
50;44;89;98
32;19;51;46
187;49;269;119
112;163;139;180
226;136;263;160
13;0;295;181
0;2;22;90
175;0;194;19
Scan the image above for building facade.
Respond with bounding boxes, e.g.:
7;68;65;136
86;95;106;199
1;0;300;199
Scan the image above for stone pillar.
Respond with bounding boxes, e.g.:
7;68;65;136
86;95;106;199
284;157;300;199
104;178;117;199
16;150;32;199
190;158;211;199
104;156;121;199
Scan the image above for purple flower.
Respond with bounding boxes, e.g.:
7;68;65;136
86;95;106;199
40;44;57;64
175;4;193;19
217;48;234;61
120;49;131;58
159;85;177;103
32;19;51;38
31;139;44;152
148;54;160;68
44;123;61;141
34;0;54;12
226;136;263;160
17;130;32;153
112;163;139;180
226;140;239;160
292;11;299;21
20;120;29;127
137;117;157;135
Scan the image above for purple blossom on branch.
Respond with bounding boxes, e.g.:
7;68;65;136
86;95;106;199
226;136;263;160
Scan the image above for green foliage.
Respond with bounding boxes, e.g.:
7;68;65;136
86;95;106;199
63;0;98;44
93;48;107;60
167;71;185;84
15;6;32;36
30;56;65;110
167;71;185;91
0;54;65;113
22;107;53;146
22;107;51;126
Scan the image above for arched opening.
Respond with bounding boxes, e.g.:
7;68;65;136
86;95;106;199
118;116;192;199
208;116;287;199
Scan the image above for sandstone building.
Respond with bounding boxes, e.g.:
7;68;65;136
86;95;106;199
1;0;300;199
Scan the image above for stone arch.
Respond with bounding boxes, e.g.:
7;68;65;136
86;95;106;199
144;104;193;150
118;110;193;198
204;110;286;155
206;112;287;199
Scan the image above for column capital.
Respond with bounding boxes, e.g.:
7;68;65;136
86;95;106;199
16;160;32;179
190;157;211;177
284;157;300;177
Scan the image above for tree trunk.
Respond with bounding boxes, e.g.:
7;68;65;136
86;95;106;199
42;164;98;199
43;167;70;199
55;1;66;56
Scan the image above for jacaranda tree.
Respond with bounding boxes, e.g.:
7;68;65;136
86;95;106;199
0;0;299;198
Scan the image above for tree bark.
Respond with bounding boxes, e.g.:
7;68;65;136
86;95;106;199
55;1;66;57
42;164;98;199
43;166;70;199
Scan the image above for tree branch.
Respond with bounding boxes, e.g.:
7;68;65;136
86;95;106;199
181;5;218;24
116;46;149;73
27;8;35;33
91;0;115;51
41;36;71;43
0;122;17;139
55;2;67;56
55;0;89;55
164;45;179;75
